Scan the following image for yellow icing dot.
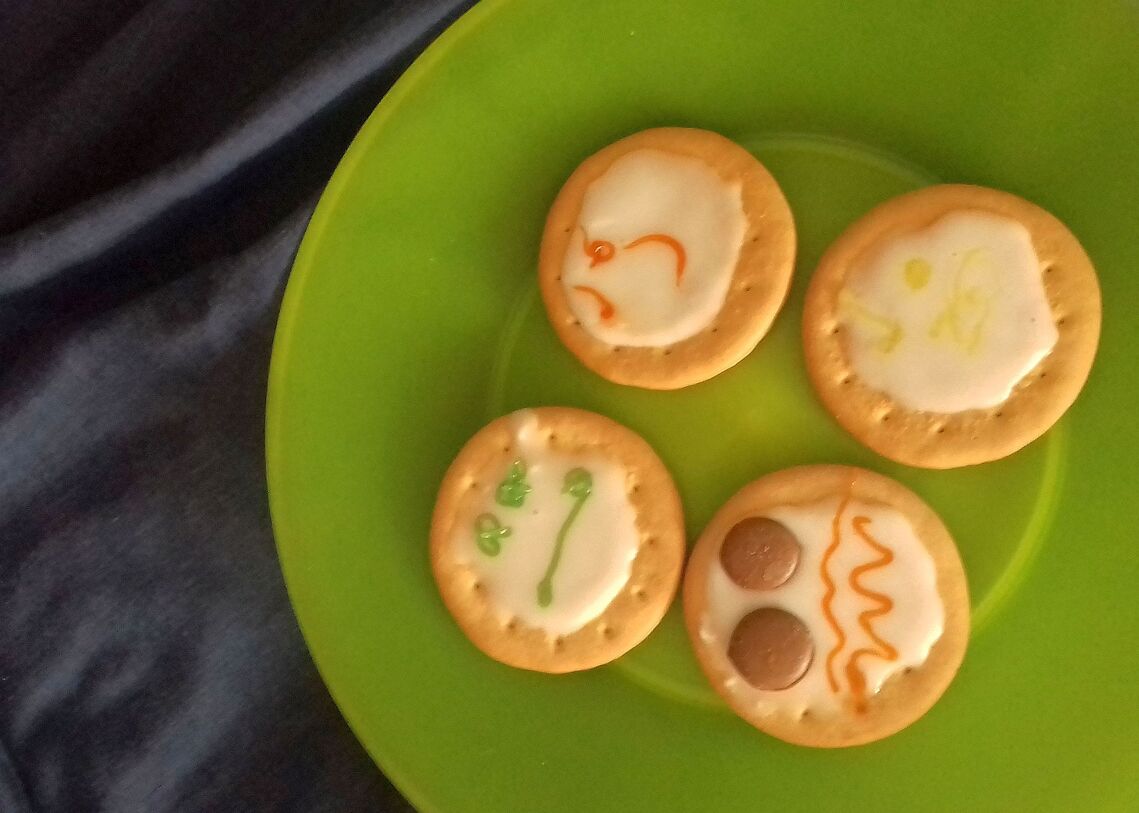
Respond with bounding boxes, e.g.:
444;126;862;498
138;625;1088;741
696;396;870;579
903;258;932;291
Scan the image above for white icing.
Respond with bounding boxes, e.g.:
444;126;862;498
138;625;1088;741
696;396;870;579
454;410;639;636
560;149;747;347
839;211;1058;412
703;498;944;718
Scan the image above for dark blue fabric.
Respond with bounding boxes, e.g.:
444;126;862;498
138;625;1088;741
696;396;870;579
0;1;475;809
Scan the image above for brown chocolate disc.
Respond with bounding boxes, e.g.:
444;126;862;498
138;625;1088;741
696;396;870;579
727;607;814;691
719;517;801;590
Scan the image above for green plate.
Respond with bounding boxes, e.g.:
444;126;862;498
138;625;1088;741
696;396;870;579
266;1;1139;810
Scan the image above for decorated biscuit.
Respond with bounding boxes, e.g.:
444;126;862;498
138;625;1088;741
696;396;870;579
431;407;685;673
804;184;1101;468
539;127;796;390
683;466;969;747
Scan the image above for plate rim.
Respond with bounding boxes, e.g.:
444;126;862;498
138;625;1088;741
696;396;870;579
264;0;511;808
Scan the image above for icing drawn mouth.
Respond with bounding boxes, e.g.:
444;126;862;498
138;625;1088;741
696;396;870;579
572;285;616;321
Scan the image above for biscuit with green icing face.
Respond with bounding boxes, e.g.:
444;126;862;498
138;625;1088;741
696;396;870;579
804;184;1101;468
539;127;796;390
431;407;685;673
683;466;969;748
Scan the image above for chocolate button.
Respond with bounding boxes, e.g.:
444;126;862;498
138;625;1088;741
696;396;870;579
727;607;814;691
719;517;801;590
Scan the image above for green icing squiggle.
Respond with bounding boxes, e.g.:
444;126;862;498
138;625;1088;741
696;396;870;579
536;468;592;608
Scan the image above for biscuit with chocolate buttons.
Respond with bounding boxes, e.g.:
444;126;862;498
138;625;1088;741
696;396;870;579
683;465;969;747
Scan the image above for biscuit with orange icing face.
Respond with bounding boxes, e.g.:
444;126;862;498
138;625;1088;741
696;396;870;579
683;466;969;747
431;407;685;673
804;184;1101;468
539;128;796;389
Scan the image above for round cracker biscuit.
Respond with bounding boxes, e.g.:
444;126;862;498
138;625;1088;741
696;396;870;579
683;466;969;747
803;184;1101;468
539;128;796;390
431;407;685;673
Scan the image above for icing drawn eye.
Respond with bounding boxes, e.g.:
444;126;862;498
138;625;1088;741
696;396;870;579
624;233;687;286
727;607;814;690
903;257;932;291
838;289;904;354
474;513;512;557
719;517;801;590
583;237;616;267
495;460;532;508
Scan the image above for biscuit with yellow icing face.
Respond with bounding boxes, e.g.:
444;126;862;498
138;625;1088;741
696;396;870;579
804;184;1101;468
539;128;796;390
683;466;969;748
431;407;685;673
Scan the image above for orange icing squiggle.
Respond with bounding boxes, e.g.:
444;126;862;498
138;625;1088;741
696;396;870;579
843;515;898;712
820;494;851;693
624;233;687;285
572;286;616;321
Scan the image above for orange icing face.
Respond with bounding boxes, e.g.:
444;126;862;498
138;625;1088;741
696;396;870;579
560;149;746;347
